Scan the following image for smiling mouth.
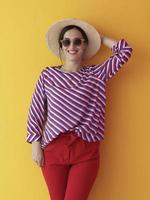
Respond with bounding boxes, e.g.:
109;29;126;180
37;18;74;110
68;50;78;55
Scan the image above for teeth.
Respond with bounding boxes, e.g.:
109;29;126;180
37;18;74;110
68;50;78;54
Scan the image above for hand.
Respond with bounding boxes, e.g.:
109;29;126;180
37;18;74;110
32;141;44;167
100;33;104;44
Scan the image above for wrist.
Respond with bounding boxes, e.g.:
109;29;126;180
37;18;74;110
32;140;41;145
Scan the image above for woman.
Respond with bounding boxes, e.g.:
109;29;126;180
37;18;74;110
26;18;133;200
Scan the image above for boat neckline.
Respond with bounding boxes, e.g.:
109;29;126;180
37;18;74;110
52;65;85;74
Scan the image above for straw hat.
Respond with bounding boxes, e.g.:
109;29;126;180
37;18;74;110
45;18;101;60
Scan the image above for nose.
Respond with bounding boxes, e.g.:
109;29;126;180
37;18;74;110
68;41;76;49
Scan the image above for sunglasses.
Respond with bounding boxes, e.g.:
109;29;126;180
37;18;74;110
60;38;86;47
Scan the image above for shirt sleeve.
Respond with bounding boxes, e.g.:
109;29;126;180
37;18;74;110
94;38;133;82
26;69;47;144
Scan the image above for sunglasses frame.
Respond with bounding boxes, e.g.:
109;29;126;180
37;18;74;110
60;38;86;47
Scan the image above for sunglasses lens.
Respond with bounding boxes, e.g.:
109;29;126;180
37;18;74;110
62;39;70;47
74;39;82;46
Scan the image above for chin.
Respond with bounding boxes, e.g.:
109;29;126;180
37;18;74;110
68;58;81;62
67;54;83;60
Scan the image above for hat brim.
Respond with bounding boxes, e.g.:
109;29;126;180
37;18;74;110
46;18;101;60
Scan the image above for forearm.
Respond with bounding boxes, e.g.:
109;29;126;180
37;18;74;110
32;140;41;146
32;140;40;144
98;37;133;82
101;36;117;49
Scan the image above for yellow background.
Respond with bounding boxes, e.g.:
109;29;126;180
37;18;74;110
0;0;150;200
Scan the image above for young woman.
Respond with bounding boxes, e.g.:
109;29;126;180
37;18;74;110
26;18;133;200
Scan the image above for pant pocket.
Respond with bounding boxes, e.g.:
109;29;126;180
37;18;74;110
81;140;100;160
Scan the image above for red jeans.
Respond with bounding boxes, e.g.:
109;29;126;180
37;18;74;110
41;130;100;200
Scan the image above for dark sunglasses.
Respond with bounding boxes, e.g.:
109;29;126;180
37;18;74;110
60;38;86;47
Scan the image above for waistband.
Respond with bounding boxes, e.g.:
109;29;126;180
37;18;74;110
60;130;77;137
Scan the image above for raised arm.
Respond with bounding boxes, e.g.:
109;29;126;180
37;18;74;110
26;69;47;144
101;36;118;49
94;36;133;82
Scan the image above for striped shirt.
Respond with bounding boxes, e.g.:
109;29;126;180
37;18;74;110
26;38;133;149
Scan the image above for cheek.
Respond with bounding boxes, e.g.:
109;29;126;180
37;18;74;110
63;48;69;53
61;48;67;54
79;48;86;54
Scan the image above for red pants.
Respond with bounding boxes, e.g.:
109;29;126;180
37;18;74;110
41;130;100;200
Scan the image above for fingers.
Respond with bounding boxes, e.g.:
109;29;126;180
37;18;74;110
35;157;45;167
32;145;45;167
99;33;104;39
32;153;45;167
99;33;105;44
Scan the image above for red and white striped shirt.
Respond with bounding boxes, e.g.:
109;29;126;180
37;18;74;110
26;38;133;149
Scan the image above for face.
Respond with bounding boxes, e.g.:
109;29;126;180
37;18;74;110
60;28;88;62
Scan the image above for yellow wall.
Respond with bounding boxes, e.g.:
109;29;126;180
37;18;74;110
0;0;150;200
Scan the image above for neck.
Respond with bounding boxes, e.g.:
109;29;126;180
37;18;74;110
61;60;83;72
